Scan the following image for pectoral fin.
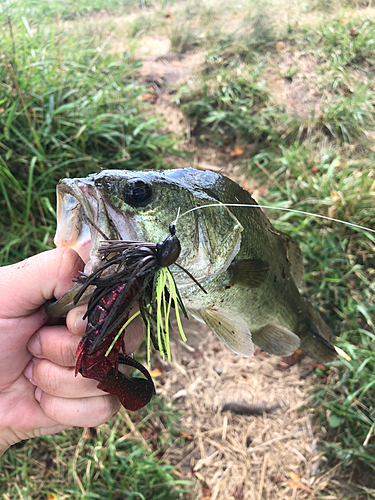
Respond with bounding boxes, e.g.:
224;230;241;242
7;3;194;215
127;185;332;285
252;323;300;356
228;259;270;288
199;307;254;357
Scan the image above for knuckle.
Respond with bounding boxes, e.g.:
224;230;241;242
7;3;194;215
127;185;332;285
56;248;79;277
68;343;78;366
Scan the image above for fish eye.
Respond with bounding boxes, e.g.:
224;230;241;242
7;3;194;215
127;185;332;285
124;180;153;207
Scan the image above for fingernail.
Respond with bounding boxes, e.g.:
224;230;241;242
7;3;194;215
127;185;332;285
35;387;42;402
27;333;41;357
23;360;35;384
69;306;88;334
74;313;87;333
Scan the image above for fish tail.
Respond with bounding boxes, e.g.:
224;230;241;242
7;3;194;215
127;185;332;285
298;299;336;363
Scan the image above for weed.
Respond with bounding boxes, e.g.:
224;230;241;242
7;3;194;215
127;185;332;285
175;64;274;144
308;0;335;11
1;0;375;489
245;139;375;473
204;11;277;70
313;335;375;469
318;85;375;142
128;13;155;38
278;68;298;83
0;403;193;499
316;17;375;69
167;20;201;53
3;0;141;22
241;11;278;51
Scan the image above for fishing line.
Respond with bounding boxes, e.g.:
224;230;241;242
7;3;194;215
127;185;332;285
176;204;375;234
171;207;181;227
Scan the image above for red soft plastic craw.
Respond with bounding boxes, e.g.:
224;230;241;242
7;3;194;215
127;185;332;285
75;282;155;411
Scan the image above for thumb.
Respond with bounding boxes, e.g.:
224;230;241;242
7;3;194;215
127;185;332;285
0;249;84;388
0;248;84;318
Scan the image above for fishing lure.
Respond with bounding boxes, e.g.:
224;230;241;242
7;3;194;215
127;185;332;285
72;222;204;411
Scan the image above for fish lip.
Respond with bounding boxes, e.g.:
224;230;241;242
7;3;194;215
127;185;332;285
54;178;130;271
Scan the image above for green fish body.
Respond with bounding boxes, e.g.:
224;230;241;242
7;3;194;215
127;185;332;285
52;168;336;363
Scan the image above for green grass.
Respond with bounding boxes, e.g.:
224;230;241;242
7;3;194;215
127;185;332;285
318;86;375;142
0;399;192;499
0;17;176;264
128;12;156;38
316;17;375;69
314;334;375;469
246;143;375;476
4;0;142;22
310;0;373;9
167;20;201;53
175;62;280;145
244;141;375;476
1;0;375;496
203;12;277;71
0;8;190;499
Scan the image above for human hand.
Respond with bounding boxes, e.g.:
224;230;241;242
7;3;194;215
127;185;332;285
0;248;143;456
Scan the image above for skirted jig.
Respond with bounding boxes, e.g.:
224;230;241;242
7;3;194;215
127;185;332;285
72;222;205;411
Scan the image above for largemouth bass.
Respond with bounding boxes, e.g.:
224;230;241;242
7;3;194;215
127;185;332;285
51;168;336;363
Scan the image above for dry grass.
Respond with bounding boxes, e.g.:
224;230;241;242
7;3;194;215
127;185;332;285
149;317;374;499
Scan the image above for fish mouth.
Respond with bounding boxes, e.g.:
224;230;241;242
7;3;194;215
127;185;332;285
54;178;132;273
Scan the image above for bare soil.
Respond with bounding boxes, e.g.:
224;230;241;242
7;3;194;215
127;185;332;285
265;51;322;117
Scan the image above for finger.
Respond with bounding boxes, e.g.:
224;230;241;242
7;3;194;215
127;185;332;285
28;318;144;370
66;306;144;355
0;248;84;317
37;389;120;427
25;358;108;398
0;376;69;442
27;325;79;367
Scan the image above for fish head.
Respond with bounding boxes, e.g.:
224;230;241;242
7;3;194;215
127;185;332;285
55;168;243;286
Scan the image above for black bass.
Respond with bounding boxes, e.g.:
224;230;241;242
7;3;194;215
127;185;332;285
51;168;336;363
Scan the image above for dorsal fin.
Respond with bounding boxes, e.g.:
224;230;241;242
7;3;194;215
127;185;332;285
279;231;304;287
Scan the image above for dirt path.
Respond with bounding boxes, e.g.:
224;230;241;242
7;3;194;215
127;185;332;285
158;319;325;499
